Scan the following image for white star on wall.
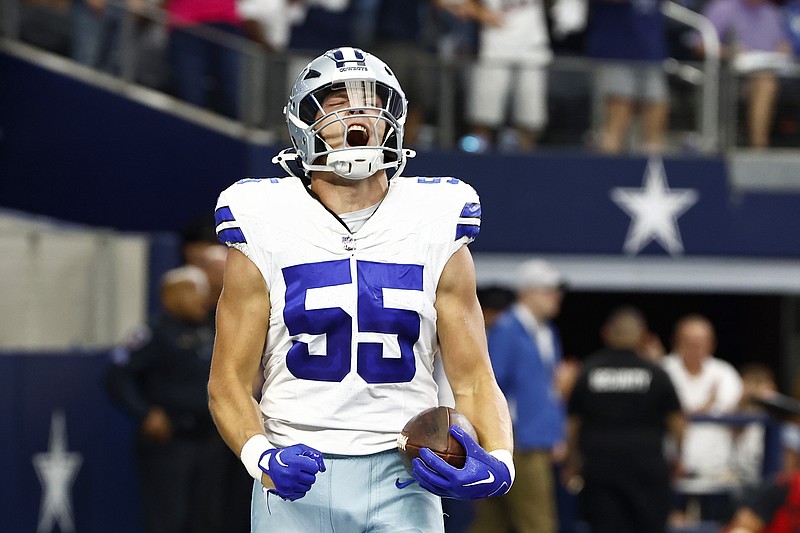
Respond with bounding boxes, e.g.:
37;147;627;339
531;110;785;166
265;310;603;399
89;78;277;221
610;158;699;256
33;410;83;533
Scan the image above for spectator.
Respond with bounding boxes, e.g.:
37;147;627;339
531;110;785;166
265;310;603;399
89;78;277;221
566;306;685;533
662;313;744;523
70;0;123;71
733;363;779;487
477;285;516;330
105;265;229;533
163;0;244;118
585;0;671;154
179;214;228;308
238;0;302;52
369;0;441;149
286;0;352;55
197;243;227;308
782;423;800;473
462;0;552;152
180;213;224;267
18;0;72;57
695;0;793;149
640;327;668;363
470;259;574;533
786;0;800;57
724;424;800;532
283;0;353;109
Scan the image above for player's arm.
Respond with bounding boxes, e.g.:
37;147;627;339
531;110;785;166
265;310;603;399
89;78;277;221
209;248;272;466
411;244;514;499
436;245;513;454
208;248;325;500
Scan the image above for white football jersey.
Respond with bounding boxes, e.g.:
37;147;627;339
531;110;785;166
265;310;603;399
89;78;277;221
214;176;481;455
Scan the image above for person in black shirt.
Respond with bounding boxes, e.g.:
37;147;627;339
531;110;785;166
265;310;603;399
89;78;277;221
106;265;228;533
566;306;685;533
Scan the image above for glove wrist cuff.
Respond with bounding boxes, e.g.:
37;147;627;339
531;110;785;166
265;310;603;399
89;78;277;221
240;434;272;482
489;449;515;486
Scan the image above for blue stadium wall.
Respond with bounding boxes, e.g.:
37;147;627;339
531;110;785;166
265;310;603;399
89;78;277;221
2;50;800;533
3;52;800;257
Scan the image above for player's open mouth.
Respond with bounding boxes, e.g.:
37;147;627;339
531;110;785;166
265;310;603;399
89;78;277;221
346;125;370;147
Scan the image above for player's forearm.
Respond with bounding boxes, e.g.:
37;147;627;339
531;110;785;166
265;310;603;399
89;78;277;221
208;373;284;491
208;373;266;456
454;377;513;453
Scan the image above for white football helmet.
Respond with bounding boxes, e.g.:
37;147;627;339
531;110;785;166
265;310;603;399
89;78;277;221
273;47;415;180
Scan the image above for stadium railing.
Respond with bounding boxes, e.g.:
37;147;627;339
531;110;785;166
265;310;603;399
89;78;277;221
4;0;799;153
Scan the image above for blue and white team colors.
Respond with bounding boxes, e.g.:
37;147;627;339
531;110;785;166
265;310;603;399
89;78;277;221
215;175;481;455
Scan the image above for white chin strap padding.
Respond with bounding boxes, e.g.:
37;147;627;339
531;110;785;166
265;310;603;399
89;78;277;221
327;149;385;180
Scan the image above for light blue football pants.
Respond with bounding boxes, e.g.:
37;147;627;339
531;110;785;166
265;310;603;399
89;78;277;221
251;449;445;532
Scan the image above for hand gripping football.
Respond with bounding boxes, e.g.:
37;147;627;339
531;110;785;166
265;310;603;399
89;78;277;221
396;406;479;472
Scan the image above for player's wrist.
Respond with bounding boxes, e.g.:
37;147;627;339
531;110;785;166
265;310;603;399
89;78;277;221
489;449;515;486
240;434;272;482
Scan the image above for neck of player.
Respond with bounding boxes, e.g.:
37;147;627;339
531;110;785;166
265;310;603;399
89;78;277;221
310;170;389;215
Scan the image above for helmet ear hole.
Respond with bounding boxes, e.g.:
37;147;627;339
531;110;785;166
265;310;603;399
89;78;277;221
383;131;400;163
314;136;327;155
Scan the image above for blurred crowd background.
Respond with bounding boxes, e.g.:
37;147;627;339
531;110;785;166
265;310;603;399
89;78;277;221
3;0;800;153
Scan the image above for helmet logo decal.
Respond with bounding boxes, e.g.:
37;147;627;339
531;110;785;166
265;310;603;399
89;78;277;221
331;48;366;69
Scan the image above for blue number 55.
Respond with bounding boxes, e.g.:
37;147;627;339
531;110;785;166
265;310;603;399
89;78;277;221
282;260;423;384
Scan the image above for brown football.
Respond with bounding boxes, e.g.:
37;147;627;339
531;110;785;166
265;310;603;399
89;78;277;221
396;406;479;472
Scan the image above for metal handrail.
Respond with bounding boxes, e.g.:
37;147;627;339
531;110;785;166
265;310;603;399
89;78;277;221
662;0;722;152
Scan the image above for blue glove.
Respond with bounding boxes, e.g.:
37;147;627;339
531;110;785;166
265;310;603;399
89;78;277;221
411;425;512;499
258;444;326;501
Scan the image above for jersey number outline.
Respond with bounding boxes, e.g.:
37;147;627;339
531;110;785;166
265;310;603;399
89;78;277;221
282;260;423;383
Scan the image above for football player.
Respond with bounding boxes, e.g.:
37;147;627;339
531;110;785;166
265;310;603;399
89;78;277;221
208;47;514;531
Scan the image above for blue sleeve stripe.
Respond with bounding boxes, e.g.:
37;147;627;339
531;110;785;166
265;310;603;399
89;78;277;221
218;227;247;244
214;206;236;224
459;202;481;219
456;224;480;241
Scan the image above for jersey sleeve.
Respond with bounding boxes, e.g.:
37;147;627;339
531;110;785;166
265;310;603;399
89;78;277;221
453;182;481;249
405;176;481;267
214;187;251;258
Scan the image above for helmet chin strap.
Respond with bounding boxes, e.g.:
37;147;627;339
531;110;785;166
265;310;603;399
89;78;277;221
273;148;416;180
